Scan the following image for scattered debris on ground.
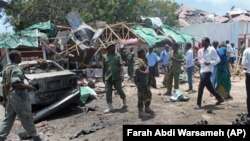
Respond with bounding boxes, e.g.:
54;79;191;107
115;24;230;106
83;106;99;112
194;120;208;125
69;121;105;140
232;113;250;125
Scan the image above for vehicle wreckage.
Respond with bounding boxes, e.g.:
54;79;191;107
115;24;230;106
0;59;80;123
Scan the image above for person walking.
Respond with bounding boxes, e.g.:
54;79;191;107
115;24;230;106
239;40;246;63
216;43;232;99
133;49;155;118
230;43;236;69
242;45;250;121
197;37;224;107
210;41;219;89
185;42;194;94
0;50;42;141
102;43;127;113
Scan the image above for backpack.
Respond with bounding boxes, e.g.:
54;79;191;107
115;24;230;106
1;64;16;98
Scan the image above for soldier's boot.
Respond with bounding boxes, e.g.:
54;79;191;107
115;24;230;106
104;103;114;114
138;107;151;118
145;106;155;115
121;98;127;109
32;135;43;141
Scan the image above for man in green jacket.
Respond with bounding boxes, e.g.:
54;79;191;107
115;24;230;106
103;43;127;113
134;49;155;118
0;50;42;141
165;43;184;95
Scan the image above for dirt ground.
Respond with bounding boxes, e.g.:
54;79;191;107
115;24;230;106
0;74;248;141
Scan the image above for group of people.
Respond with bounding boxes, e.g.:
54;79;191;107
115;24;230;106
102;43;155;117
0;37;249;140
101;37;250;122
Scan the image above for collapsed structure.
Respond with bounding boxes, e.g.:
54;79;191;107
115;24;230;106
0;11;193;76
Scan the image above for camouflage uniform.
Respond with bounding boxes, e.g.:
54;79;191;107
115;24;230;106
103;52;126;106
133;58;154;117
166;51;184;95
127;51;134;79
0;64;38;140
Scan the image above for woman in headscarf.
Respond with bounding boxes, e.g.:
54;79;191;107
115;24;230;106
216;42;232;99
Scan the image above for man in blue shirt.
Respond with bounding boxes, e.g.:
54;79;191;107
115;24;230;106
147;47;160;89
160;45;170;87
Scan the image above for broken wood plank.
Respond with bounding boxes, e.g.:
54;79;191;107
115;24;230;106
59;39;86;55
122;26;124;39
56;25;72;30
122;24;146;43
107;22;125;28
106;24;122;41
125;31;130;39
76;45;80;56
107;31;112;42
40;40;64;60
98;38;106;48
105;28;108;40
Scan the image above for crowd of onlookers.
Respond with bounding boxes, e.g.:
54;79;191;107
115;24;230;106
100;38;249;122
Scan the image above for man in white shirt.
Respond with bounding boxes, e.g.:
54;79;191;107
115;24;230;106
185;43;194;93
241;46;250;119
197;47;204;62
226;40;234;71
210;41;219;89
230;43;236;68
197;37;224;108
196;45;204;71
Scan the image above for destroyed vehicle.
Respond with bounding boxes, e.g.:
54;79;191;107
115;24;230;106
0;60;80;122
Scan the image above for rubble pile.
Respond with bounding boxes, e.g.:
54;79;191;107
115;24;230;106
232;113;250;125
194;120;208;125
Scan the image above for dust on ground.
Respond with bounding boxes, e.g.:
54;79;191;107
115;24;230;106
0;75;247;141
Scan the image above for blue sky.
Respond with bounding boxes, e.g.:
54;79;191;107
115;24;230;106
0;13;13;34
175;0;250;15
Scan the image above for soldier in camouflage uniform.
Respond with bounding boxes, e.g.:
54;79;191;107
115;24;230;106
0;50;42;141
127;48;134;81
102;43;127;113
134;49;155;118
165;43;184;95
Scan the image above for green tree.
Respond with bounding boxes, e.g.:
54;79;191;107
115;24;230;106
0;32;10;38
135;0;179;26
0;0;179;30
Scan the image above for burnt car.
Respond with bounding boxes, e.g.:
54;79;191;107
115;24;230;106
0;60;80;122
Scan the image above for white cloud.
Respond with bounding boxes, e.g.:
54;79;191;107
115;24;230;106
176;0;250;15
192;0;250;10
194;0;228;5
